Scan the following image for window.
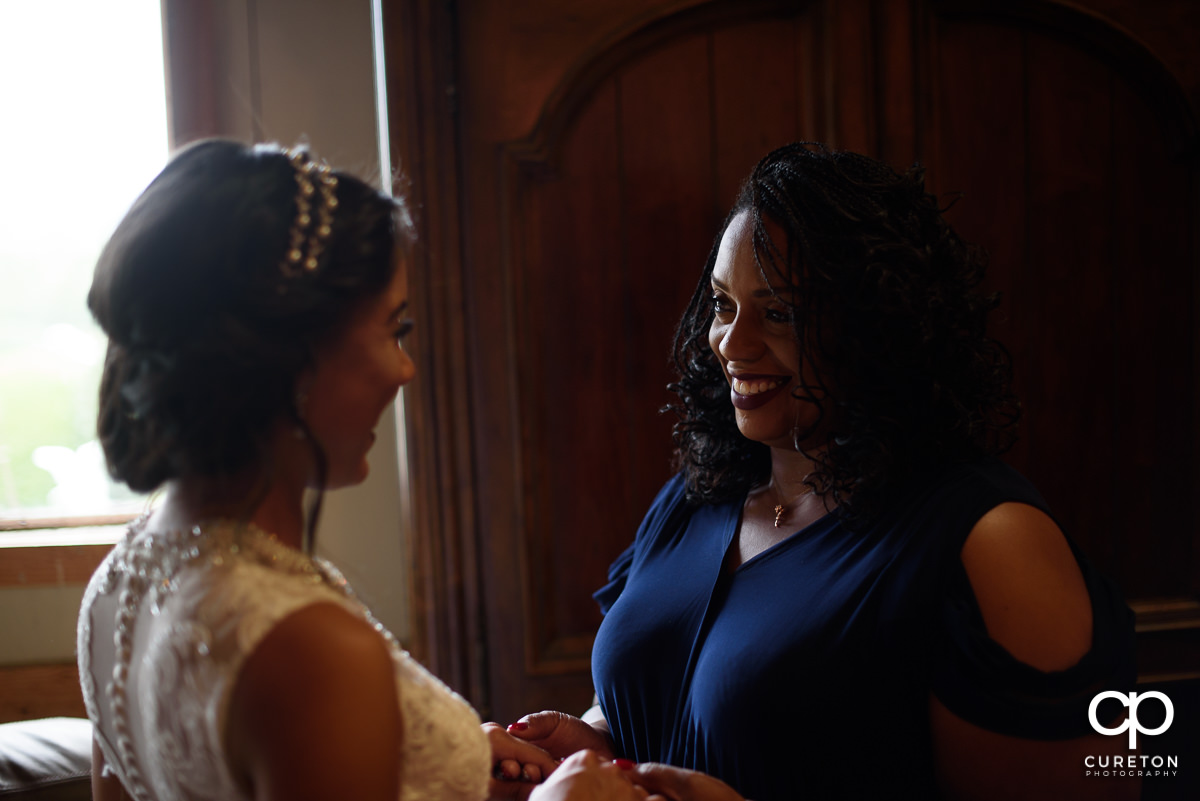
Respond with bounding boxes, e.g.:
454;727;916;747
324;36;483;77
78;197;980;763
0;0;168;531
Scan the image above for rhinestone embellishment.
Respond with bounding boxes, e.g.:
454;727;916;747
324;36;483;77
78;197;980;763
99;517;363;801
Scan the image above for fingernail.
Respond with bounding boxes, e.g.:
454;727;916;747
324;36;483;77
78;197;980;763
613;758;636;770
507;721;529;732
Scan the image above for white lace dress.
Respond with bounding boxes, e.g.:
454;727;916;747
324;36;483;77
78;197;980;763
77;519;490;801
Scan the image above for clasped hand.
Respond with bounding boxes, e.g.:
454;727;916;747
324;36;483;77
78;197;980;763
483;713;744;801
484;710;610;790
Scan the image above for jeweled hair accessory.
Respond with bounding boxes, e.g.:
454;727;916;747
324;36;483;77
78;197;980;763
280;148;339;276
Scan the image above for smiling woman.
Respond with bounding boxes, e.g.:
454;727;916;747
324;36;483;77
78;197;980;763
708;213;811;453
299;262;416;491
75;137;652;801
498;143;1139;801
0;0;424;744
74;139;461;801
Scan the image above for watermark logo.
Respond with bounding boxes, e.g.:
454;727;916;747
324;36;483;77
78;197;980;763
1088;691;1174;749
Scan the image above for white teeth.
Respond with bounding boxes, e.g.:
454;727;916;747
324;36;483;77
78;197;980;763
732;377;784;396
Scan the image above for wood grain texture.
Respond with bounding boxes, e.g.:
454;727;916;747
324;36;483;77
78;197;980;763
925;18;1030;474
616;33;716;527
711;14;809;209
0;663;86;723
825;0;875;152
380;0;486;707
1111;77;1195;599
0;546;110;587
1022;32;1119;569
518;80;628;672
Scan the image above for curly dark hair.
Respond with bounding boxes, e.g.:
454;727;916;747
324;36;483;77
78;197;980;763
89;139;411;542
669;142;1019;523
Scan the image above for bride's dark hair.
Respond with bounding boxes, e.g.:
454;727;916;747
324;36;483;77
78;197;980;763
89;139;412;528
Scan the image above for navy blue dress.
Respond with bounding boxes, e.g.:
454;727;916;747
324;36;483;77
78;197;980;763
592;458;1135;801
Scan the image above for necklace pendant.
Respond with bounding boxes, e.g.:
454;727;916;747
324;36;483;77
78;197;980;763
774;504;785;528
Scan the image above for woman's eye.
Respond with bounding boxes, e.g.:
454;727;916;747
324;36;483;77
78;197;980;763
394;318;414;341
711;295;733;314
765;307;792;324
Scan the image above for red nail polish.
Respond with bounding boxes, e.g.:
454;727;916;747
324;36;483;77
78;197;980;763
507;721;529;732
614;758;636;770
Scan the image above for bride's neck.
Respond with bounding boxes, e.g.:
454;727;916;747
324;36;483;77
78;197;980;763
151;473;306;551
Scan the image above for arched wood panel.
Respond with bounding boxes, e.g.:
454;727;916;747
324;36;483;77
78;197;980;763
922;11;1199;670
387;0;1200;723
495;2;827;716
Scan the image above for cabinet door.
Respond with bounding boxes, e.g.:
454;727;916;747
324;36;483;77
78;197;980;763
385;0;1199;723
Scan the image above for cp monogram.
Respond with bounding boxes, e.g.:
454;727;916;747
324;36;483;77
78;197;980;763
1088;691;1174;749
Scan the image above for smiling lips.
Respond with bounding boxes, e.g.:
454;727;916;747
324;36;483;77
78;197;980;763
729;375;790;410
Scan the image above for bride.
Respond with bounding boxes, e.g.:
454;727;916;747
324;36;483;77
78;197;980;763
76;139;644;801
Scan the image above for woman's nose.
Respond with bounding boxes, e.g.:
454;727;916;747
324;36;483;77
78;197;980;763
397;349;416;387
718;312;763;362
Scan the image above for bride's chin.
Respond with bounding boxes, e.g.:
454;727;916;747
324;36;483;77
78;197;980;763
323;460;371;490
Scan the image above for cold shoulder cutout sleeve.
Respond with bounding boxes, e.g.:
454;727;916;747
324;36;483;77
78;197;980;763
590;457;1138;800
930;519;1137;740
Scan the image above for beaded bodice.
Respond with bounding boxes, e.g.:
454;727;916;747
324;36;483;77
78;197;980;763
78;519;490;801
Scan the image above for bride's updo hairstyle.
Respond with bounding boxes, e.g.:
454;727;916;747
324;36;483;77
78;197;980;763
89;139;411;494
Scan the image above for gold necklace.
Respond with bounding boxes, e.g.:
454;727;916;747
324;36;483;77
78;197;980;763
770;481;815;528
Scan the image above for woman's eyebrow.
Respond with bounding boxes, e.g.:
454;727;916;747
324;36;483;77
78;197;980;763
711;278;793;299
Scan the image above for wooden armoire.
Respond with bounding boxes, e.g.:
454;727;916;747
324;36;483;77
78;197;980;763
383;0;1200;727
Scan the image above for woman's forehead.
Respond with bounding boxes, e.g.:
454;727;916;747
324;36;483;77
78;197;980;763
713;212;796;295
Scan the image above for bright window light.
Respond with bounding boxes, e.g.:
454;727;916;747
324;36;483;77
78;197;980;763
0;1;168;523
